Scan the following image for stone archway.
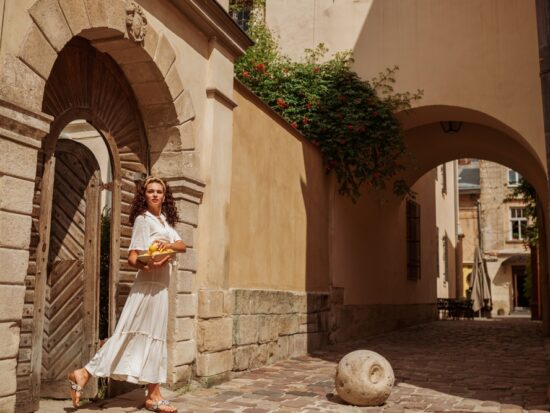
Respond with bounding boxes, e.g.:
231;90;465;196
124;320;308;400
328;105;550;343
398;106;548;204
397;109;550;335
14;1;202;411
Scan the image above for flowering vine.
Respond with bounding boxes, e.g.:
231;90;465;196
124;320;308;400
234;16;422;201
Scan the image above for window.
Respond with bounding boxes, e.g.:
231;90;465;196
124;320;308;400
440;164;447;195
510;207;527;240
230;0;253;31
406;199;421;280
508;169;522;186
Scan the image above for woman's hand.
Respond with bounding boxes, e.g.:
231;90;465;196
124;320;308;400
128;249;171;271
154;240;186;252
154;239;171;251
146;254;172;270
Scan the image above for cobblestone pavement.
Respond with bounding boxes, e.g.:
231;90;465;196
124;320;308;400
39;319;550;413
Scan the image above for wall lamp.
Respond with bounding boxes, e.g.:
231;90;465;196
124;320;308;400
440;121;462;134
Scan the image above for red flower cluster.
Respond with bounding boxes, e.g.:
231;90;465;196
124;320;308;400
276;98;288;109
255;63;266;73
302;116;309;125
242;70;250;78
290;121;298;129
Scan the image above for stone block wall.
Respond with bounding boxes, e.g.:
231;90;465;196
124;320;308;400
194;288;330;385
0;100;51;412
195;289;233;385
230;289;330;372
192;286;436;385
167;178;204;388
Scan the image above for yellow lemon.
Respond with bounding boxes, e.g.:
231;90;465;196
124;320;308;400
148;242;159;255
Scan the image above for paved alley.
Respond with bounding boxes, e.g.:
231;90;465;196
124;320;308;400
39;319;550;412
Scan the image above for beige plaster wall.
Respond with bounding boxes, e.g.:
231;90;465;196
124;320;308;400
229;83;330;292
459;193;479;265
331;170;437;306
435;162;458;298
266;0;545;174
265;0;374;62
217;0;229;12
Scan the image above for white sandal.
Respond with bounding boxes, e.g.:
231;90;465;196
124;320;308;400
67;374;83;407
145;399;178;412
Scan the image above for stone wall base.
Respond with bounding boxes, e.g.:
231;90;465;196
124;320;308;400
329;303;438;343
194;288;331;385
194;288;437;386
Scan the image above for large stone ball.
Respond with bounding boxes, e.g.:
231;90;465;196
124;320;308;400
335;350;394;406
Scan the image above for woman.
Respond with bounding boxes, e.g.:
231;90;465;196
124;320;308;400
68;177;186;413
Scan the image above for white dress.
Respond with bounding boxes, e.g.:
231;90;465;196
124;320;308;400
85;211;181;384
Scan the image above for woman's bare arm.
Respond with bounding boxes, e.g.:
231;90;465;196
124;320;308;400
155;240;187;253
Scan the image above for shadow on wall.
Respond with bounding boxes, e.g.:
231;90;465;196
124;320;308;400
300;137;440;349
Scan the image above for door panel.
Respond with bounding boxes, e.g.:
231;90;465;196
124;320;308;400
41;141;101;399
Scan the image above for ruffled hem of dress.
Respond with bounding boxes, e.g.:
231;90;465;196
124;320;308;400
85;329;167;384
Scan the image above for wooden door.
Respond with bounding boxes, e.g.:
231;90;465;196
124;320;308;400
512;265;529;309
40;139;101;398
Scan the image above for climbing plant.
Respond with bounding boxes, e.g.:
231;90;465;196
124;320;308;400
509;178;539;247
234;14;422;200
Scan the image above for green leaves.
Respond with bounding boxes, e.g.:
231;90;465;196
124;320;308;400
508;178;539;247
235;17;421;201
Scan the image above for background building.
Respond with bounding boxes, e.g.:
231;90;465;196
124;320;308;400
459;159;532;316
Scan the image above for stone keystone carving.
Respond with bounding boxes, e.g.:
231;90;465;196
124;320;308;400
126;1;147;42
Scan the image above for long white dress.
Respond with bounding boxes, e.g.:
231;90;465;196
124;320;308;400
85;211;181;384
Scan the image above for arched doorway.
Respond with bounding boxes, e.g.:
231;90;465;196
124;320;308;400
16;36;150;411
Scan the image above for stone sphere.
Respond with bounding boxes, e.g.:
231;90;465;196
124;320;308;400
334;350;394;406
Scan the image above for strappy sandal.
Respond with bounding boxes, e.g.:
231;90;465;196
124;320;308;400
145;399;178;412
67;375;82;408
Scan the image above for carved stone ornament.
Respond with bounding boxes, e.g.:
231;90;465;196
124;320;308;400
126;1;147;43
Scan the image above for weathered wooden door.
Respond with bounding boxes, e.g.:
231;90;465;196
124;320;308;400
40;139;101;398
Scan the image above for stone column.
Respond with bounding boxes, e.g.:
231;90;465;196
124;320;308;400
194;38;238;381
0;99;51;412
535;0;550;336
167;176;204;386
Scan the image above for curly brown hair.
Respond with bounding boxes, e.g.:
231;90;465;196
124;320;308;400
129;177;179;226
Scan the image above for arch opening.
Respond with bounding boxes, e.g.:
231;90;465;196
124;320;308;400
15;31;180;410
